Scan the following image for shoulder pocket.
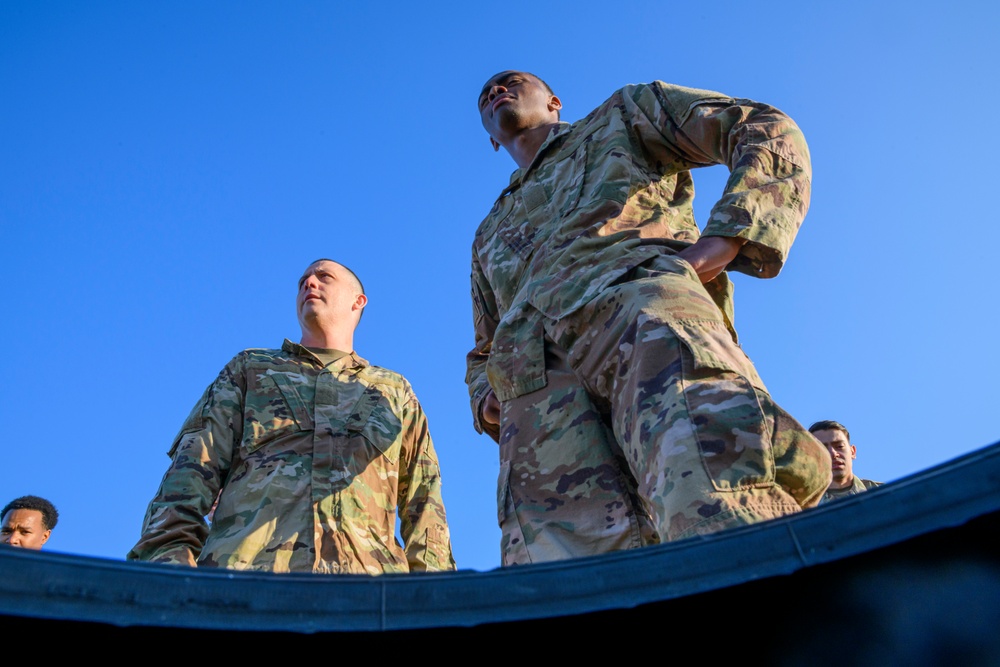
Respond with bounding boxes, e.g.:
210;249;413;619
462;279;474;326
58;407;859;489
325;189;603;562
655;82;733;126
168;384;213;457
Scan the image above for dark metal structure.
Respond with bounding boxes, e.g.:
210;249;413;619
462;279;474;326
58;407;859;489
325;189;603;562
3;440;999;663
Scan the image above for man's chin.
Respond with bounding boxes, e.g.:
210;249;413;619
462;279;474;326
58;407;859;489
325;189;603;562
298;310;320;327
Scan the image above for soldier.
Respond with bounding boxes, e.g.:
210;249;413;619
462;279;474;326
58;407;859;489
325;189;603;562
128;259;456;574
809;420;882;504
467;71;832;565
1;495;59;550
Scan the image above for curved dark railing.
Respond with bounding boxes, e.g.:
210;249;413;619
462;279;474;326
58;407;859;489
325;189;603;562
3;439;1000;658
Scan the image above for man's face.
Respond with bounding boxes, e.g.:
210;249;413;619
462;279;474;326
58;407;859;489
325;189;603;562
477;71;561;149
812;429;856;489
296;260;364;334
0;509;51;550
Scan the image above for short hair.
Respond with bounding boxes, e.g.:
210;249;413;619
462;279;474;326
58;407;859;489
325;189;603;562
1;495;59;530
808;420;850;442
524;72;555;97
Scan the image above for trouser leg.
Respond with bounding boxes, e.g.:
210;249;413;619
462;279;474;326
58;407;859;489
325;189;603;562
496;339;657;565
552;255;831;541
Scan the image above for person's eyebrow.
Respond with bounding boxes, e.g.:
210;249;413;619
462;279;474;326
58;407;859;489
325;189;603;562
479;73;516;102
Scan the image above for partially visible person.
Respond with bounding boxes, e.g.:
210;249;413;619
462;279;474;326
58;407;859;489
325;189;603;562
127;259;455;574
809;420;882;504
1;495;59;550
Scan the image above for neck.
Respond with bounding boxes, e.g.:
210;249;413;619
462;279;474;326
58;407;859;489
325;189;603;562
300;328;353;352
830;474;854;490
506;122;560;169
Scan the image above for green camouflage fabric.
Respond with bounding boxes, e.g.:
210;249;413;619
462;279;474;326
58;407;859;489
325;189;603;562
128;339;456;574
819;476;883;505
496;340;659;565
467;81;830;564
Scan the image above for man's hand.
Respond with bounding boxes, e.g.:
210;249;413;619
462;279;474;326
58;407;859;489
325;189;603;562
481;390;501;430
675;236;747;283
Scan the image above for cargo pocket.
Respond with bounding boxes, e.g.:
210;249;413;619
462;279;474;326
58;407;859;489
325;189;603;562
496;459;530;565
659;256;775;492
486;304;547;402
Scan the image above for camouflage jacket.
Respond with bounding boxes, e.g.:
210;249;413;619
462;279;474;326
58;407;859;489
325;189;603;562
128;340;455;574
819;476;883;504
466;81;812;438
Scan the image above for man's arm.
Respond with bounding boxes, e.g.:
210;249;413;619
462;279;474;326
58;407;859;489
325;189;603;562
126;360;242;566
676;235;747;284
628;81;812;279
396;394;456;572
465;252;502;442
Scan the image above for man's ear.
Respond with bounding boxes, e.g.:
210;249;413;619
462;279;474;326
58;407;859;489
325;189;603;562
850;444;858;460
548;95;563;113
354;293;368;312
40;529;51;546
490;137;500;152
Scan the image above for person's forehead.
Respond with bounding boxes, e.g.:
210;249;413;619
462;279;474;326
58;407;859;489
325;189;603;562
3;509;43;526
300;260;342;279
814;429;850;444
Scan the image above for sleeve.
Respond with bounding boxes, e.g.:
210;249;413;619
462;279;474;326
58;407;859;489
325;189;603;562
626;81;813;278
395;393;456;572
464;249;501;442
125;357;243;566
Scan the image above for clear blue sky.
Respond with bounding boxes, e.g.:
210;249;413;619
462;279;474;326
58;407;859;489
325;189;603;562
2;2;998;572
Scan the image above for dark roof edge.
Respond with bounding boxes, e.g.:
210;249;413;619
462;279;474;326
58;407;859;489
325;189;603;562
2;439;999;633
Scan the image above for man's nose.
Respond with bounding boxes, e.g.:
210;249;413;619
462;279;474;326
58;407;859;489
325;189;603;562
488;85;506;102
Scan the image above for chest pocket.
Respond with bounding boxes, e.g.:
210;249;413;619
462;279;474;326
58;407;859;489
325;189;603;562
492;191;534;261
346;384;403;465
242;368;316;453
477;194;526;314
538;142;587;219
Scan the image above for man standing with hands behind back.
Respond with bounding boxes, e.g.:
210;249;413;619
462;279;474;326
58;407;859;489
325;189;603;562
467;70;831;566
129;259;455;574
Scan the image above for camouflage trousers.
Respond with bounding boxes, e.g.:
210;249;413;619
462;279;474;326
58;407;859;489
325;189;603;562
496;254;831;565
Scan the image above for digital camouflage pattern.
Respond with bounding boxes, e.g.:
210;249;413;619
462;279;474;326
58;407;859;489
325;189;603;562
468;81;831;564
820;476;883;505
128;340;455;574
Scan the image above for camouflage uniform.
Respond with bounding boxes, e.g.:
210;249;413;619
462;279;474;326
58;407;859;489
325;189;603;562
128;340;455;574
467;81;832;565
820;476;882;504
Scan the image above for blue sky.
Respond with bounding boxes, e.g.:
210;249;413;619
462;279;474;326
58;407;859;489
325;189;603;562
2;2;998;572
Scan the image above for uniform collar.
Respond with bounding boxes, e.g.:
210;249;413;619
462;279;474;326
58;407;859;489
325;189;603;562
281;338;370;371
